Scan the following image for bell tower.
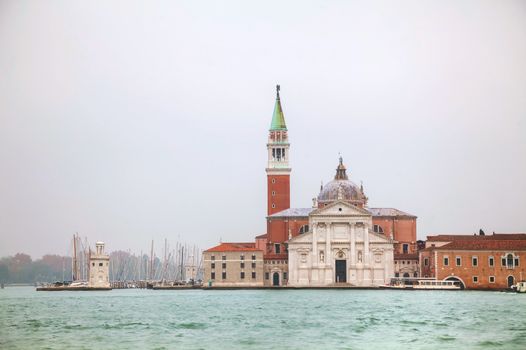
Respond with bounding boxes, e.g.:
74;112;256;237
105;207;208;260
266;85;291;216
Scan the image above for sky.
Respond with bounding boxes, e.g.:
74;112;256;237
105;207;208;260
0;0;525;258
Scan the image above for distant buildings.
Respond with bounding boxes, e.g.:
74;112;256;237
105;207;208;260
203;86;417;287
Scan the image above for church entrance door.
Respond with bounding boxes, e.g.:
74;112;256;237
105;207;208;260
272;272;280;286
335;260;346;283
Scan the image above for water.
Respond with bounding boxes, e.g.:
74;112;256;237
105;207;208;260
1;287;525;349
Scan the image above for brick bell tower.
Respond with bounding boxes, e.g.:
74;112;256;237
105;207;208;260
266;85;291;216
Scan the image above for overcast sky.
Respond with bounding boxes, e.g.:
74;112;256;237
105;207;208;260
1;1;525;258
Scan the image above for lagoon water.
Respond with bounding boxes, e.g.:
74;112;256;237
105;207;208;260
1;287;525;350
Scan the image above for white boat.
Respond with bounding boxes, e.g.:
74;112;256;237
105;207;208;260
413;280;460;290
515;281;526;293
380;278;461;290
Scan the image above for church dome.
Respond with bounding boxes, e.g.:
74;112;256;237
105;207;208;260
317;157;368;207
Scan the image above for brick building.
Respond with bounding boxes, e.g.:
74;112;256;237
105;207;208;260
203;243;264;287
203;85;419;287
419;233;526;289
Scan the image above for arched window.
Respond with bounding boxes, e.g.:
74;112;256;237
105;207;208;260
373;225;384;234
299;225;309;234
507;254;514;268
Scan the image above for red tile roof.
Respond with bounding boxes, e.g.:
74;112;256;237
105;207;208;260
394;253;419;260
427;233;526;241
204;242;262;252
438;240;526;251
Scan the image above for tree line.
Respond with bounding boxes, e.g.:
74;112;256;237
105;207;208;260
0;253;73;284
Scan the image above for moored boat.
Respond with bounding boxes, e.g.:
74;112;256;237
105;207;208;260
380;277;461;290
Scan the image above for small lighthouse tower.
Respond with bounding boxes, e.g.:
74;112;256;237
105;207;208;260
88;242;111;289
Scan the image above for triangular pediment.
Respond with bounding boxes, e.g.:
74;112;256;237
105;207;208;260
287;231;313;244
310;200;372;217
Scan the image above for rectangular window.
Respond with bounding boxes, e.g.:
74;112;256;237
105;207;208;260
222;255;226;260
265;272;269;280
211;272;215;280
473;276;478;283
222;263;226;269
489;256;494;267
211;263;215;269
443;257;449;266
240;272;245;279
275;244;281;254
515;258;520;267
472;257;478;267
252;262;256;268
99;262;103;267
240;255;244;261
240;262;245;268
251;272;256;279
489;276;495;283
403;244;409;254
424;258;429;266
211;256;215;261
222;272;226;280
92;262;95;267
456;257;461;266
283;272;288;280
252;254;256;260
502;257;506;266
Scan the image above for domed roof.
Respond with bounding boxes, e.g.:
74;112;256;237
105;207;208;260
317;157;367;206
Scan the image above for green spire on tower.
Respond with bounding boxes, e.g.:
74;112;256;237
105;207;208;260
270;84;287;130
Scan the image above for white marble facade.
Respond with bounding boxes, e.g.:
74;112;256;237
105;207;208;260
288;201;394;286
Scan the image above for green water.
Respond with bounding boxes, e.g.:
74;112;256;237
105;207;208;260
1;287;525;349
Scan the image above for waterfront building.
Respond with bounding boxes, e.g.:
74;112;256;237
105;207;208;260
203;243;264;287
419;233;526;289
203;86;418;287
88;242;110;288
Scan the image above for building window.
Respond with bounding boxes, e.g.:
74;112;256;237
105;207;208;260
211;263;215;269
403;244;409;254
514;257;520;267
299;225;309;234
275;244;281;254
472;256;478;267
252;262;256;268
99;262;103;267
272;203;276;208
283;272;288;280
271;178;276;184
502;257;507;266
211;256;215;261
443;257;449;266
265;272;269;280
489;256;494;267
222;255;226;260
240;262;245;268
473;276;478;283
424;258;429;266
252;254;256;260
222;263;226;269
373;225;384;234
489;276;495;283
456;257;461;266
222;272;226;279
92;263;95;267
240;272;245;279
211;272;215;280
395;272;400;277
252;272;256;279
507;253;514;267
272;191;276;196
240;255;244;261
